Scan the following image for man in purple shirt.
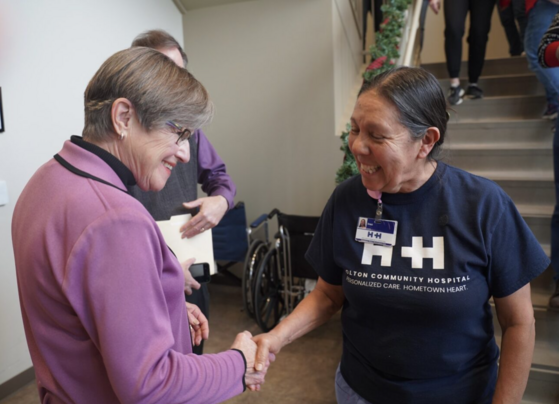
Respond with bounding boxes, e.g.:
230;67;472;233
128;30;236;353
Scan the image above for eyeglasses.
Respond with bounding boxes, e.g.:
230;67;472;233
166;121;192;145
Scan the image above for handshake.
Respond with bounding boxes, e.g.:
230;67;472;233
185;301;283;390
230;331;283;391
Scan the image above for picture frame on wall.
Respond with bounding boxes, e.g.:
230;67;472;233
0;87;4;133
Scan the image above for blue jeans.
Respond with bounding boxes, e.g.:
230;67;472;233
525;0;559;106
529;1;559;280
335;365;372;404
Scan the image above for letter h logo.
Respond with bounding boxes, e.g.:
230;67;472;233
401;237;444;269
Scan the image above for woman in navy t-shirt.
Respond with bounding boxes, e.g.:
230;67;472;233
252;67;549;404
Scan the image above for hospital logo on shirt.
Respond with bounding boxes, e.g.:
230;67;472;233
361;236;445;270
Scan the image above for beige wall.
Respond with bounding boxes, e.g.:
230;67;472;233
421;3;510;64
183;0;348;222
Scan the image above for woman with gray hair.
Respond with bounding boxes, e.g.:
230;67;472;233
12;47;270;403
252;67;548;403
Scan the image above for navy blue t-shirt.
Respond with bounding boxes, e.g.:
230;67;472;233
306;163;549;404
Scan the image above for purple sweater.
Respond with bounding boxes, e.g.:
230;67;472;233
12;140;245;404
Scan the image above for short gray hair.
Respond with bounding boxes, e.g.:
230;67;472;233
131;29;188;67
82;47;213;142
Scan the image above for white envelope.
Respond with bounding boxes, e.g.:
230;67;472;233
156;214;216;275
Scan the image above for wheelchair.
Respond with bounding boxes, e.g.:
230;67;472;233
251;210;320;332
241;210;276;318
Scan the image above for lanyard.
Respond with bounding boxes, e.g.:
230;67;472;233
54;154;130;195
367;189;383;222
375;197;383;222
55;153;180;256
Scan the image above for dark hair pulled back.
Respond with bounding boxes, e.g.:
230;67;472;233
358;66;449;160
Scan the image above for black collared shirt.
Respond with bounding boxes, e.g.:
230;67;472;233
71;135;136;187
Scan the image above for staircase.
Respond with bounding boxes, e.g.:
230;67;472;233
423;56;559;404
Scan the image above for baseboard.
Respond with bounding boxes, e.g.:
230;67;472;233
0;367;35;401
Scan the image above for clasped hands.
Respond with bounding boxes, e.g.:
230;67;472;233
184;306;280;391
184;306;278;391
230;331;280;391
181;259;278;391
181;252;282;391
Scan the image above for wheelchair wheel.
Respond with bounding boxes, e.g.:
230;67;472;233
242;240;268;318
254;248;285;332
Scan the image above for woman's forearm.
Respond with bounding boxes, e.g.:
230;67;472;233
252;279;344;372
270;284;343;348
492;322;535;404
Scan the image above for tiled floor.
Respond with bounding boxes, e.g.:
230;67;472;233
0;282;342;404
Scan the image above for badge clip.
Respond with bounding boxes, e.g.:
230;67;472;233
375;199;383;223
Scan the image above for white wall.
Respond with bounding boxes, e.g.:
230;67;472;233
0;0;183;385
183;0;346;222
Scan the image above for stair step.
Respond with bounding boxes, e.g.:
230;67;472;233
454;171;554;209
492;304;559;404
468;170;554;182
531;265;555;307
447;119;554;145
422;56;531;79
494;179;554;209
516;204;553;218
488;265;554;313
443;147;552;173
524;215;551;246
438;74;544;97
522;367;559;404
493;309;559;369
447;142;551;151
517;206;552;247
449;95;546;121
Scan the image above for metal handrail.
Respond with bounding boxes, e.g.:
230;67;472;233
419;0;430;53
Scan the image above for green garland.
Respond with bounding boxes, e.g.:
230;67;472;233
335;0;412;184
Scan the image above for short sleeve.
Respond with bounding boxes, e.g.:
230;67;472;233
487;197;550;298
305;192;344;285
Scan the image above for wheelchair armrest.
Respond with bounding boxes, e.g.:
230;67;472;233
250;213;268;229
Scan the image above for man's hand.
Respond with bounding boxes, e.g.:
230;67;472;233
429;0;441;14
231;331;276;391
181;258;201;295
185;302;209;346
180;195;229;238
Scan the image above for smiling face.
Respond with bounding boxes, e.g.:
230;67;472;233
123;116;190;192
349;91;434;194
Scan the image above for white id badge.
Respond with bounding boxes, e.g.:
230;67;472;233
355;217;398;247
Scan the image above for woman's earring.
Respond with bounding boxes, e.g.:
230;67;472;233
120;132;125;140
